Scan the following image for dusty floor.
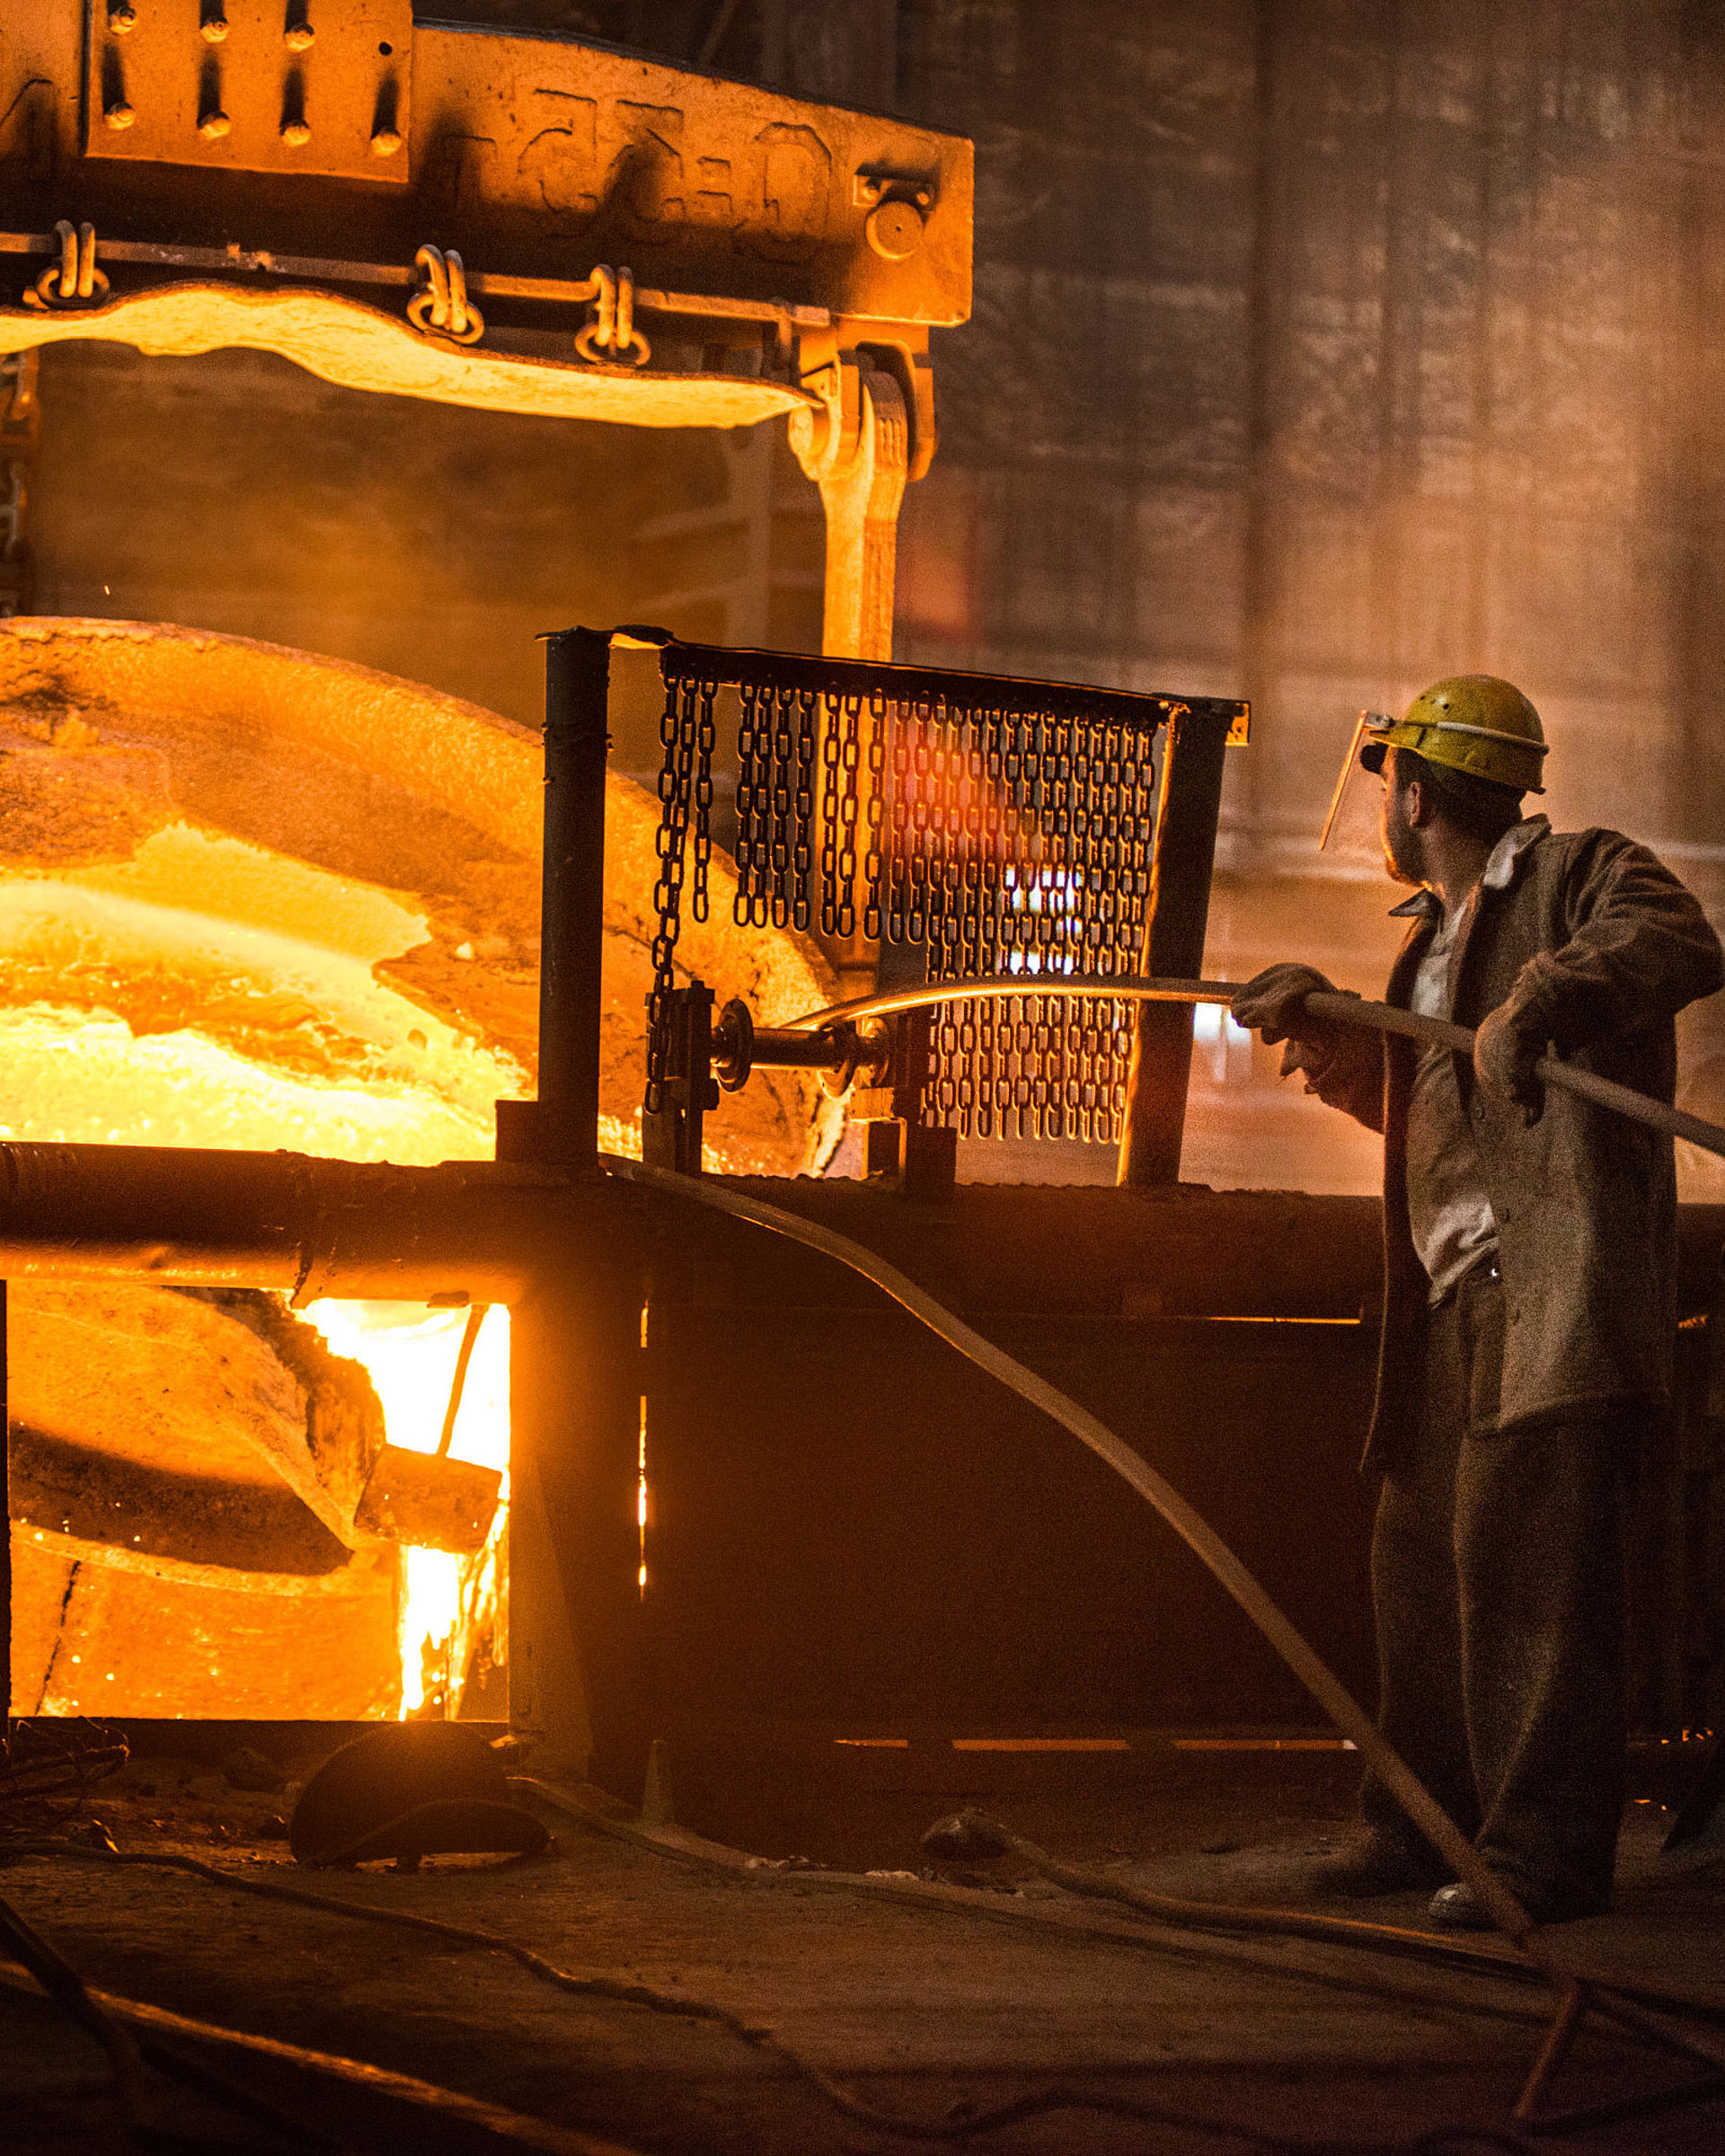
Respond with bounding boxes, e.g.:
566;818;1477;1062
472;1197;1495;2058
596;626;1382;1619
6;1737;1725;2154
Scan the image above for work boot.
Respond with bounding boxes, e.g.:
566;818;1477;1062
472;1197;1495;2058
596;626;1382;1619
1426;1879;1606;1931
1307;1834;1450;1899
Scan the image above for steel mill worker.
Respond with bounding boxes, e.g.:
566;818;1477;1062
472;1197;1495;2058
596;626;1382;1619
1231;678;1725;1929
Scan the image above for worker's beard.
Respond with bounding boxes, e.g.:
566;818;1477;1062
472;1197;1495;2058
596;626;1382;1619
1381;791;1426;888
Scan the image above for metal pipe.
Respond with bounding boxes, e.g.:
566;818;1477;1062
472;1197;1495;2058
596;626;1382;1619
0;1144;591;1300
539;628;612;1170
746;1026;854;1070
530;635;644;1778
783;972;1236;1029
712;1000;889;1092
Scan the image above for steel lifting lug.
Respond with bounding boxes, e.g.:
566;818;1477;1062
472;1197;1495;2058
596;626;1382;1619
641;978;717;1177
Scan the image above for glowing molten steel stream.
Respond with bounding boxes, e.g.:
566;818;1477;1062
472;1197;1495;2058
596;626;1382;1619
302;1301;511;1718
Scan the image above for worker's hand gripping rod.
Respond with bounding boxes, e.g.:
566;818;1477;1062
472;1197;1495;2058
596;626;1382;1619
781;973;1725;1163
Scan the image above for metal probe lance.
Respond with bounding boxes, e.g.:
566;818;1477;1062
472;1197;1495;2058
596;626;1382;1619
783;973;1725;1165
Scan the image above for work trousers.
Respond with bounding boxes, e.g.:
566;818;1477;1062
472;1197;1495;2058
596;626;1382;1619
1358;1263;1634;1912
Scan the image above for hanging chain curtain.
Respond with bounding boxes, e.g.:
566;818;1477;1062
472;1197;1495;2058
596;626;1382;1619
645;642;1238;1144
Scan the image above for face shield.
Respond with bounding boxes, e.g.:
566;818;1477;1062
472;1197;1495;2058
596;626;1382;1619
1321;679;1548;851
1318;711;1393;851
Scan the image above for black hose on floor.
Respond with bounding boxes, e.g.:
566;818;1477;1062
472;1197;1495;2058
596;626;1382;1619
0;1953;632;2155
0;1844;1543;2153
0;1879;332;2153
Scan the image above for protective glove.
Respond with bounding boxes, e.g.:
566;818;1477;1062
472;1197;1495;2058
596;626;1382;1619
1231;964;1349;1091
1473;1002;1545;1126
1231;963;1338;1044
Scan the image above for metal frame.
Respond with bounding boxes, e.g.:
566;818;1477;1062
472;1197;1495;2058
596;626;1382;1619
654;633;1251;735
637;633;1248;1180
0;621;1240;1772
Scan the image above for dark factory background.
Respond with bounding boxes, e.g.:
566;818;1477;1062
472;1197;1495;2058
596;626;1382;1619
22;0;1725;1195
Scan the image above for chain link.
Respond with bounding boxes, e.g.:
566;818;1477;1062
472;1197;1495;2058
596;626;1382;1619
836;693;862;941
913;702;1161;1143
815;688;862;942
769;683;793;928
733;683;768;929
862;690;887;942
654;655;1166;1142
818;690;840;939
791;687;817;932
646;673;716;1115
693;679;715;924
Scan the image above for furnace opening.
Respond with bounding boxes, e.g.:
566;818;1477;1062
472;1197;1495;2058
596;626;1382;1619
301;1299;511;1722
2;617;837;1727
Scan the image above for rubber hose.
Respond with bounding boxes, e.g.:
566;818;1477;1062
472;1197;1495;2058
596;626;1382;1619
608;1152;1698;2000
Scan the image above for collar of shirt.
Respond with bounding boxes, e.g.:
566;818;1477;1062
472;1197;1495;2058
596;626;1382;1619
1386;814;1550;923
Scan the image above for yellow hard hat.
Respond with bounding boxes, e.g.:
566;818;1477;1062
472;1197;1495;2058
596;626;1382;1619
1359;675;1547;796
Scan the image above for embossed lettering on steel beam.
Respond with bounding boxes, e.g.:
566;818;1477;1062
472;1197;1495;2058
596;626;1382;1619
0;4;971;333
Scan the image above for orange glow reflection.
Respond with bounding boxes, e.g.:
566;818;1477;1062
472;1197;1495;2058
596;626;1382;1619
303;1301;510;1718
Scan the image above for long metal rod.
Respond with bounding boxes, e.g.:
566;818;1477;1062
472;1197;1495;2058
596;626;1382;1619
785;973;1725;1164
436;1303;489;1461
748;1037;843;1070
790;972;1236;1025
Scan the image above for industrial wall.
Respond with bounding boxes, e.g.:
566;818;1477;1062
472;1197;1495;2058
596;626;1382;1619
891;0;1725;1192
19;0;1725;1195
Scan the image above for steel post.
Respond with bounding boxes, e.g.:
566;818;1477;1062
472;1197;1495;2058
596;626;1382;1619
538;627;611;1171
511;1258;650;1795
2;1282;8;1721
1117;707;1233;1187
517;626;650;1791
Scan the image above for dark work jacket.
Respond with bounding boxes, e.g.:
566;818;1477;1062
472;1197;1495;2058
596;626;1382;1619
1308;818;1725;1467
